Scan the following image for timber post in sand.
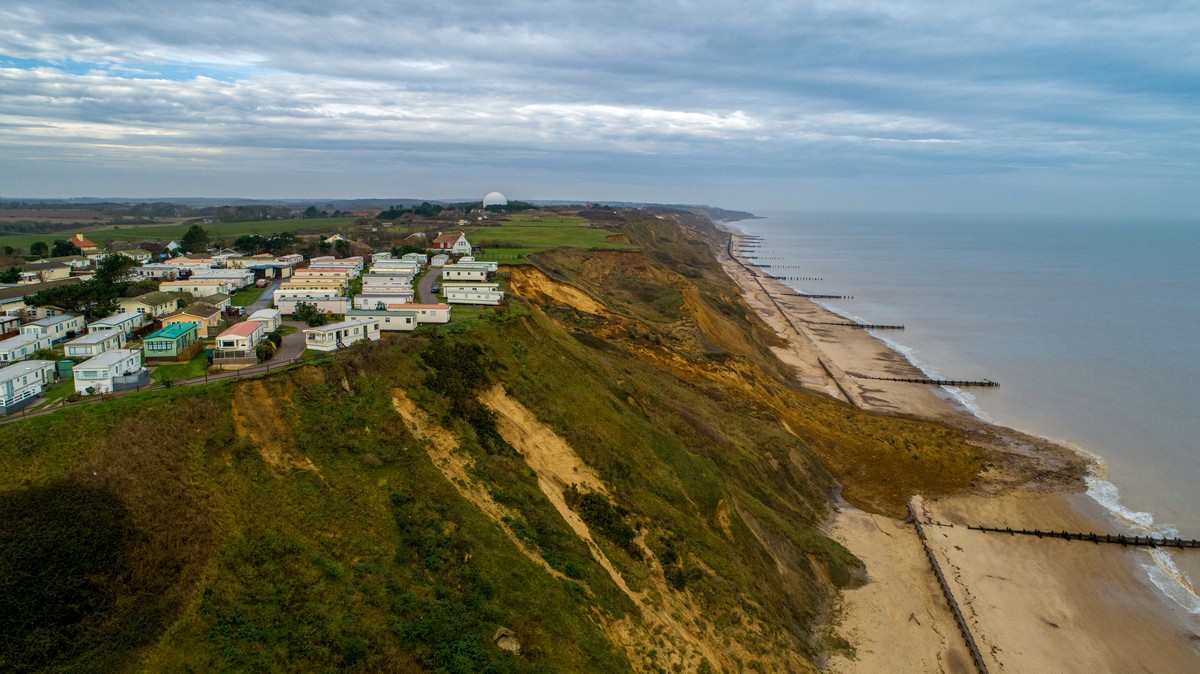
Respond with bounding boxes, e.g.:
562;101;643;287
909;499;992;674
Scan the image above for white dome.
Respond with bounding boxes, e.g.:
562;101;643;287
482;191;508;207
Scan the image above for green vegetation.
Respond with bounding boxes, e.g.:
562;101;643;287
468;213;633;262
151;353;210;383
230;284;267;307
1;217;354;253
0;209;999;672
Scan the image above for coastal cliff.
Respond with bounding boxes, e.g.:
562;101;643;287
4;208;1178;673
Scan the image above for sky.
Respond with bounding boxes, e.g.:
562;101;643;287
1;0;1198;215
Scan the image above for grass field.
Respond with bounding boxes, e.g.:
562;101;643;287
468;213;632;263
150;353;210;383
0;217;356;252
230;285;268;307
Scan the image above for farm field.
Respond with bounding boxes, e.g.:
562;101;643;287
466;213;632;262
0;217;356;253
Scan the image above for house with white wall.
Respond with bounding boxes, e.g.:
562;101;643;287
353;292;415;310
346;309;417;332
215;321;265;354
442;283;504;306
73;349;148;395
0;360;57;414
276;296;350;315
88;312;146;338
21;314;84;344
64;330;125;360
441;264;490;282
304;317;381;351
247;309;282;332
159;280;234;297
401;303;452;324
432;232;472;255
0;333;50;363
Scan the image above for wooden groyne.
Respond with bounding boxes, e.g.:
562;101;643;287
765;274;823;281
910;501;991;674
856;375;998;387
782;292;853;300
804;320;905;330
967;526;1200;549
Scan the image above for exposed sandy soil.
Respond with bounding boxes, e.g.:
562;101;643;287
230;380;318;473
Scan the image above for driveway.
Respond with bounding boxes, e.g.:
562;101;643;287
418;268;442;304
247;278;282;312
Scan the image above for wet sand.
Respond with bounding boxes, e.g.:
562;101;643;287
719;231;1200;672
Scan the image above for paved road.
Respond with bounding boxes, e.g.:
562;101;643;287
417;268;441;304
246;278;282;312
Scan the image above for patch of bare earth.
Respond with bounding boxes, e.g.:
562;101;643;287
230;379;318;473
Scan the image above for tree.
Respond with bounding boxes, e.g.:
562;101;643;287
32;348;57;361
93;254;138;287
29;241;48;257
334;239;352;258
51;240;82;257
292;301;329;327
181;224;210;252
0;267;19;283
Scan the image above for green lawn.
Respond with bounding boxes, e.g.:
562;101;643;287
32;378;76;408
151;353;210;383
0;217;356;252
466;213;632;262
230;285;268;307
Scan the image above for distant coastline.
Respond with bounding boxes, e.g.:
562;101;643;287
708;214;1200;671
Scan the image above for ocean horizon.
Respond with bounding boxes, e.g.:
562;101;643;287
733;210;1200;616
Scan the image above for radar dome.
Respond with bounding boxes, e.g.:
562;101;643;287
482;191;508;207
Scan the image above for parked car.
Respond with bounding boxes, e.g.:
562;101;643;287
431;282;440;292
255;279;270;287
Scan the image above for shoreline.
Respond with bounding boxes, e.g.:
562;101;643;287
713;224;1200;670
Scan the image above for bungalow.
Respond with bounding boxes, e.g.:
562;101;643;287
346;309;417;332
133;263;181;281
19;261;71;284
432;232;472;255
215;321;265;354
64;330;125;360
442;283;504;306
67;233;100;254
117;248;154;263
441;264;490;282
371;251;393;263
159;280;235;296
73;349;148;395
118;291;180;318
163;257;216;272
88;311;146;338
200;293;232;311
281;278;348;291
373;259;421;274
142;323;202;362
304;317;381;351
189;268;255;289
21;313;84;344
430;254;450;268
0;360;57;414
457;258;499;272
276;296;350;316
247;308;282;332
0;278;82;319
0;333;50;363
353;292;414;310
400;252;429;265
294;267;357;280
308;257;364;271
161;302;223;338
397;303;451;324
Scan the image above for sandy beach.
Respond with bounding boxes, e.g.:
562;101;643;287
719;230;1200;672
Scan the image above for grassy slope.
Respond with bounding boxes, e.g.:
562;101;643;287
0;209;990;672
467;213;633;263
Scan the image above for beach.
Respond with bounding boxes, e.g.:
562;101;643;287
719;229;1200;672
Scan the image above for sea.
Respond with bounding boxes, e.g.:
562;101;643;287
733;211;1200;616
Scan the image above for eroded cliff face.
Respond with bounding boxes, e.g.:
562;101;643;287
0;210;1050;673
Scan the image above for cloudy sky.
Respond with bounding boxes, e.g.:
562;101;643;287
1;0;1197;215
